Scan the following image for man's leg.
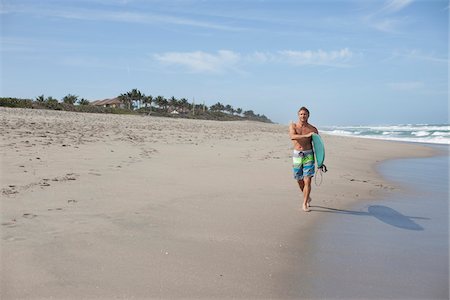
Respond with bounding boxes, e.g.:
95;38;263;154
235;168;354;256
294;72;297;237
297;179;305;192
297;179;307;210
298;179;312;209
302;177;312;212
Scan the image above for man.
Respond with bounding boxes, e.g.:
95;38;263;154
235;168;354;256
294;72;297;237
289;107;319;212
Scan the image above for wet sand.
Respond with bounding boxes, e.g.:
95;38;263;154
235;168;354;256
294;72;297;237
304;152;449;299
0;107;440;299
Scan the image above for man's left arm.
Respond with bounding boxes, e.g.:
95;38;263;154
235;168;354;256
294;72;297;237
313;126;319;135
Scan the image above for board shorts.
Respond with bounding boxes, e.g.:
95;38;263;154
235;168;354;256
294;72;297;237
293;149;315;180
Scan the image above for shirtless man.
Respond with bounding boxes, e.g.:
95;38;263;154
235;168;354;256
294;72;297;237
289;107;319;212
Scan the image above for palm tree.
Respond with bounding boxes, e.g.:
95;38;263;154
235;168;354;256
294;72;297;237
127;88;144;110
119;93;132;110
179;98;189;113
225;104;233;114
45;96;58;103
155;96;168;111
118;89;145;110
78;98;90;105
169;96;178;112
62;94;78;105
243;110;255;118
36;95;45;103
143;95;153;108
45;96;60;109
211;102;225;112
210;103;218;111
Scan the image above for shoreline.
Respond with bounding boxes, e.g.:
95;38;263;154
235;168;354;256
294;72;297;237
0;107;445;299
302;152;449;299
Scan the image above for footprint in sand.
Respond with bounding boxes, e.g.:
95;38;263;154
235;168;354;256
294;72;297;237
1;219;17;227
40;179;51;187
1;186;18;195
22;213;37;219
48;208;63;211
4;236;26;241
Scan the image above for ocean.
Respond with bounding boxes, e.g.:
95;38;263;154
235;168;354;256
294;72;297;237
320;124;450;145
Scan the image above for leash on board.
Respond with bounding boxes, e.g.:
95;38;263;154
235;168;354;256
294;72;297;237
315;164;328;186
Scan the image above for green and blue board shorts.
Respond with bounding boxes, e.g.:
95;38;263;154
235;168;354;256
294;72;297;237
293;149;315;180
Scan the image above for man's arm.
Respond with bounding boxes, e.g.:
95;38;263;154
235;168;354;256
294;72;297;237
313;125;319;135
289;123;313;140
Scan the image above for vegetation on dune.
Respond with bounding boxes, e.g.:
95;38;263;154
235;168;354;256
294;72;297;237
0;89;273;123
0;96;132;114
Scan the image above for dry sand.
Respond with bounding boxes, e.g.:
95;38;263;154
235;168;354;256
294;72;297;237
0;107;437;299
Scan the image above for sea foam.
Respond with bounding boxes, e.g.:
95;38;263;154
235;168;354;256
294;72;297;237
320;124;450;145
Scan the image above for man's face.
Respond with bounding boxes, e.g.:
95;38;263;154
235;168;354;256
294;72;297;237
298;110;309;122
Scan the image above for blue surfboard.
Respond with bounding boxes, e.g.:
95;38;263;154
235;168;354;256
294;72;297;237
312;133;325;168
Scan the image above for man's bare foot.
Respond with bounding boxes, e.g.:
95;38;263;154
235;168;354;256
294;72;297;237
302;204;311;212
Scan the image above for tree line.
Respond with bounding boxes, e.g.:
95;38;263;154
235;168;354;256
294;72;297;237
0;88;273;123
117;89;268;120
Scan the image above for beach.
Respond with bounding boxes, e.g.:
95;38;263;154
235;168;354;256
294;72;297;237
0;107;445;299
305;153;449;299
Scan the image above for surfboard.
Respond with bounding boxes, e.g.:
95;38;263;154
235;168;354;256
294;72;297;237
312;133;325;168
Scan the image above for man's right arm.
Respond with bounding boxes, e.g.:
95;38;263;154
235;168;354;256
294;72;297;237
289;123;313;140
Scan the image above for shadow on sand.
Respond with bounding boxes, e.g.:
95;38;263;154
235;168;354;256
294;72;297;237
311;204;428;231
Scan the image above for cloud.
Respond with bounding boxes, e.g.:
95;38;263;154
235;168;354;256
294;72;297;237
388;49;448;64
381;0;414;14
153;48;354;73
153;50;241;73
1;3;243;31
364;0;414;33
370;18;403;32
388;81;424;91
404;50;448;64
278;48;353;67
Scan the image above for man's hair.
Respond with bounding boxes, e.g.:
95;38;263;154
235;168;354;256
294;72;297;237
298;106;310;115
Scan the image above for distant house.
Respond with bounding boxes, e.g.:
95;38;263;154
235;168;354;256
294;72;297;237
90;97;124;108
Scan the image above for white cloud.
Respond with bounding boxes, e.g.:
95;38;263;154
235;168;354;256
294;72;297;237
278;48;353;67
153;50;241;73
405;50;448;64
382;0;414;14
388;49;448;64
371;18;403;33
364;0;414;33
154;48;354;73
388;81;424;91
247;51;273;63
1;4;243;31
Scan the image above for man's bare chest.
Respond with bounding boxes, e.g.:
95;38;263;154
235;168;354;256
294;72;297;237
295;124;313;134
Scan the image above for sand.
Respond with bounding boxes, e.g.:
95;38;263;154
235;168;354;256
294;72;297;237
308;154;449;299
0;107;438;299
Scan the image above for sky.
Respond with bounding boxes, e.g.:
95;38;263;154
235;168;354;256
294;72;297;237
1;0;448;125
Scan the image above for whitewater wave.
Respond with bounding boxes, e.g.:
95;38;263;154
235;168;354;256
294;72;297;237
320;124;450;145
412;131;431;137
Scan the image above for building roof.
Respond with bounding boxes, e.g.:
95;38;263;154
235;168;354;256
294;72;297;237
90;97;122;106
